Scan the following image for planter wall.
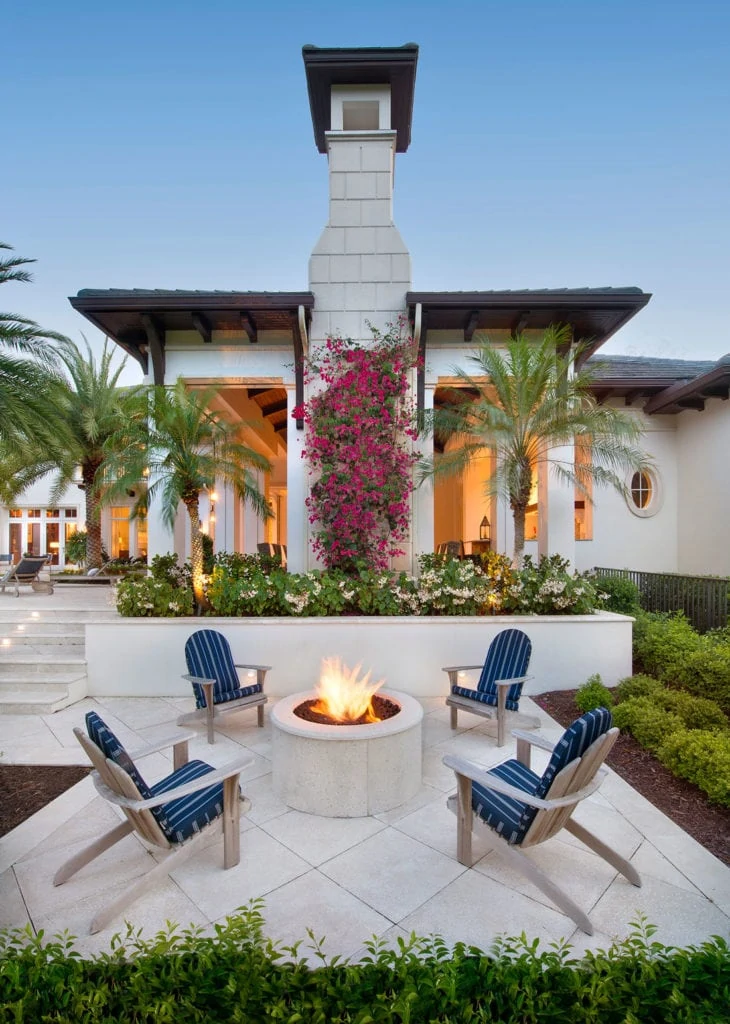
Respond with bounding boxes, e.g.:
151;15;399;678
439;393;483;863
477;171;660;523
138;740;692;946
84;612;632;698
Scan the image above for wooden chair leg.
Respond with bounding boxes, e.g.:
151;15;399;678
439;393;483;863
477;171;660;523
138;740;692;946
450;705;458;730
499;840;595;934
455;773;474;866
497;686;507;747
206;704;215;744
565;819;641;887
54;821;133;886
257;703;264;727
222;774;241;869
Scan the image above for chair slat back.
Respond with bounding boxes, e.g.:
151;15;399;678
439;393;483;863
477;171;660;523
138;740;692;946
478;629;532;705
522;727;618;848
73;728;169;849
185;629;239;706
11;556;48;580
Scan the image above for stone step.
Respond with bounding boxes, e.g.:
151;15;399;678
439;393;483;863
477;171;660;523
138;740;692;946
0;634;85;649
0;609;118;624
0;622;86;637
0;656;87;677
0;675;88;714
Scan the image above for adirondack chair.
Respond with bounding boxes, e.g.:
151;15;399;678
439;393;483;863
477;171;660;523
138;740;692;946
444;628;539;746
0;555;53;596
178;629;270;742
442;708;641;934
54;711;253;934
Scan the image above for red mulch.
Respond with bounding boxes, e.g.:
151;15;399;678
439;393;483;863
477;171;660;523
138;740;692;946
0;765;91;838
535;691;730;867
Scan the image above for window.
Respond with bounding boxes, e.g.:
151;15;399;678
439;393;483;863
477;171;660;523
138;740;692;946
574;441;593;540
631;471;652;509
627;469;661;518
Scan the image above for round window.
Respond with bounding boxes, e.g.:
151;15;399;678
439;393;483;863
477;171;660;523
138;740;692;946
627;469;661;518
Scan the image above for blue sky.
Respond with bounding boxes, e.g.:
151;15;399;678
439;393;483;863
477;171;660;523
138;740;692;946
4;0;729;383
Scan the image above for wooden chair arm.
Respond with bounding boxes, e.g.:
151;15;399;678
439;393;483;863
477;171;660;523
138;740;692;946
182;673;216;686
234;663;271;671
510;728;554;752
442;665;482;673
92;754;255;811
442;754;605;810
494;675;532;687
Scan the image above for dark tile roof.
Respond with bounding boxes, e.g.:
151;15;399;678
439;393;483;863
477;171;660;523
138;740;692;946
587;354;715;381
76;289;301;298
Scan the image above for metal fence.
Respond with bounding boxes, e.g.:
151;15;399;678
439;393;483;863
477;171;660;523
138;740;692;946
594;567;730;633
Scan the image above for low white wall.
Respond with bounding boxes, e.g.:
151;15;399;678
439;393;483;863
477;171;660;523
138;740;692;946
85;613;632;699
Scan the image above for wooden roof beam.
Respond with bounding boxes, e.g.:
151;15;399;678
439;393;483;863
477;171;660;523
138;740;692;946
140;314;165;386
511;311;530;336
191;312;212;344
262;399;288;416
240;312;258;343
464;310;480;342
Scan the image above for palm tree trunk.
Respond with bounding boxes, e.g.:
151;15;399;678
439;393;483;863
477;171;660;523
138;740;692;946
512;503;527;569
183;497;206;610
83;463;103;569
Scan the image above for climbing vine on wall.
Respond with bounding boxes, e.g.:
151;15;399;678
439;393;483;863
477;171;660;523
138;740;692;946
293;319;420;573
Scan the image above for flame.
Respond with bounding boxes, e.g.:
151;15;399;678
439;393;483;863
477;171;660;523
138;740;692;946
310;657;385;723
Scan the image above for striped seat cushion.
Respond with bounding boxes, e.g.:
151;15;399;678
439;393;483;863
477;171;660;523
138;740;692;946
451;684;520;713
471;759;542;845
185;629;263;710
476;628;532;708
535;707;613;799
86;711;150;797
149;760;226;843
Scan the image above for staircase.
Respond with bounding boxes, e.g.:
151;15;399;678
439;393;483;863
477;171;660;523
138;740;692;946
0;607;117;714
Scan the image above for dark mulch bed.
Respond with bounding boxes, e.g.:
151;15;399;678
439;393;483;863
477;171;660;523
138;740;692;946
0;765;91;838
535;690;730;867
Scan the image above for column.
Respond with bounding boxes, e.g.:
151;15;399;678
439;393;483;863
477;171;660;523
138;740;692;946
412;384;435;568
286;386;308;572
537;444;576;567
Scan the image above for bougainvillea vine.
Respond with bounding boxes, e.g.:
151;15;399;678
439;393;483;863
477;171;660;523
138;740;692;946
293;318;420;573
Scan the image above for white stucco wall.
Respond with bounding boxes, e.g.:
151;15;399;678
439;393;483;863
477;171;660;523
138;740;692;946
574;410;679;574
85;612;632;699
676;398;730;576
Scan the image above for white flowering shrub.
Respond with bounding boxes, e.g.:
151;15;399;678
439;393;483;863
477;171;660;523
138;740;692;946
504;555;599;615
115;576;194;617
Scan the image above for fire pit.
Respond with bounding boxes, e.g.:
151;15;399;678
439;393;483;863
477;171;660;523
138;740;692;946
271;659;423;817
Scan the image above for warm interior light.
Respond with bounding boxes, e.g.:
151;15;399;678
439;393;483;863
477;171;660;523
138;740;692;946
309;657;385;723
210;490;219;502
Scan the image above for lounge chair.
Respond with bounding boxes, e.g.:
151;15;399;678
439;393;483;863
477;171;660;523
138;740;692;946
444;627;539;746
178;628;270;743
0;555;53;596
443;707;641;934
54;711;253;934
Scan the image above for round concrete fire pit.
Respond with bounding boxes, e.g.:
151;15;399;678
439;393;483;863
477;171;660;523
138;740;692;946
271;690;423;817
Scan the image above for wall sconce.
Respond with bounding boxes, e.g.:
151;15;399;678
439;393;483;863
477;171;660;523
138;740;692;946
479;515;491;541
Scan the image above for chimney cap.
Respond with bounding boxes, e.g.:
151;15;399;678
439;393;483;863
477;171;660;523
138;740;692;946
302;44;419;154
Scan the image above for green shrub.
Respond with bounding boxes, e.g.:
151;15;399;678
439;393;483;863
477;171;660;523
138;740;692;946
595;574;641;615
614;673;665;702
660;689;729;731
575;674;614;712
612;698;684;753
674;642;730;715
0;908;728;1023
504;554;599;615
115;576;194;617
149;552;192;589
632;611;701;679
658;728;730;807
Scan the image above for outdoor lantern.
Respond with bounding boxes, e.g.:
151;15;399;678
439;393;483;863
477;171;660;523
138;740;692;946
479;515;491;541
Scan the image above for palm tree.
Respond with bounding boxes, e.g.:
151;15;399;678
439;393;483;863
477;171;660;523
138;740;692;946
43;338;145;569
426;326;650;566
108;379;272;608
0;243;69;452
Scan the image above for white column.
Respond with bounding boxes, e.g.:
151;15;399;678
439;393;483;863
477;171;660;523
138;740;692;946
146;485;175;561
412;384;435;568
498;493;515;563
286;387;308;572
215;480;234;554
538;444;576;567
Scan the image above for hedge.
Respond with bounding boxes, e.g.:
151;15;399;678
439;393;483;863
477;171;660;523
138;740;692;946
1;907;729;1023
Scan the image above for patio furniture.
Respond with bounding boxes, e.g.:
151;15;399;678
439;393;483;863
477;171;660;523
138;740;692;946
436;540;465;559
54;711;253;934
178;628;270;743
443;707;641;934
257;542;287;567
444;627;538;745
0;554;54;596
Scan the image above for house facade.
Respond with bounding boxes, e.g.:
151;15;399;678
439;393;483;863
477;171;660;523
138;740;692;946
7;45;729;577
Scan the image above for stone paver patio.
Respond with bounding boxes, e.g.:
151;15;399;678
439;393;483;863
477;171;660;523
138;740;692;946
2;683;729;959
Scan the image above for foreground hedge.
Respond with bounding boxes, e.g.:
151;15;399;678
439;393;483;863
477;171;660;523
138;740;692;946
2;907;729;1023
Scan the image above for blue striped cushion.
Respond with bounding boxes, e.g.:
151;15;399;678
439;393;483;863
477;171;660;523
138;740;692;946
149;760;226;843
451;684;521;713
185;629;263;710
86;711;150;797
471;759;542;845
535;708;613;799
477;629;531;707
